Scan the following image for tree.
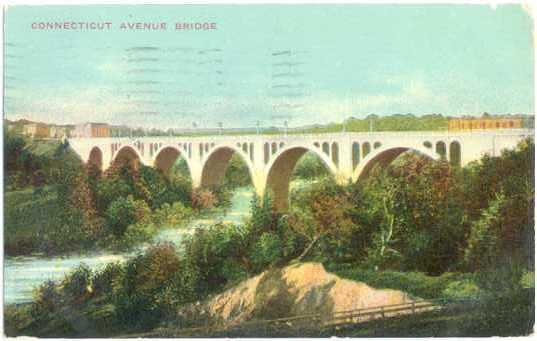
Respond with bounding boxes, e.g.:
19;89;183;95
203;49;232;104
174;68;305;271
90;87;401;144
464;193;505;271
4;132;27;173
105;196;149;238
366;189;401;270
461;138;534;270
289;181;355;261
354;153;467;274
191;188;217;209
292;152;329;180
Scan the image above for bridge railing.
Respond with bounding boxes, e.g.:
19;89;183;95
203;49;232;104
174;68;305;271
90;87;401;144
67;128;533;141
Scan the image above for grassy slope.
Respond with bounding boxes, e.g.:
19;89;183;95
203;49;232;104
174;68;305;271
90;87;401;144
4;187;62;255
325;264;473;299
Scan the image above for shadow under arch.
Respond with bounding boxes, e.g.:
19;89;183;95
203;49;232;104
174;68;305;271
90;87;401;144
88;146;103;172
449;140;462;167
110;145;143;171
153;145;193;179
265;145;338;211
200;145;255;189
352;146;439;183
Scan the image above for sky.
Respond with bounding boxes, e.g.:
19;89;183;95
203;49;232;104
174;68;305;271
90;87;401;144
3;4;535;129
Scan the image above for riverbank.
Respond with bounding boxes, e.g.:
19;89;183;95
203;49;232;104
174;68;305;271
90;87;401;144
5;261;533;338
4;187;254;305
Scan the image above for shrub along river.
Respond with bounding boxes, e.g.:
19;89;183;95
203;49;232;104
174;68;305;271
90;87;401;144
4;186;254;305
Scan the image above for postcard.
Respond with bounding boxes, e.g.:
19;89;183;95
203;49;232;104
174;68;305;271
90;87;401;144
3;2;535;338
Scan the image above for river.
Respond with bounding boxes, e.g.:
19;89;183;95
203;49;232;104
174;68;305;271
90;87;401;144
4;186;255;305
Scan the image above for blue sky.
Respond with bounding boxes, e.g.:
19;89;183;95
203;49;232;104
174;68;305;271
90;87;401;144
4;4;534;129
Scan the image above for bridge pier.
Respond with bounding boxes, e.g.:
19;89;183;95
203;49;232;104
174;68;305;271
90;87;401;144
335;140;355;185
252;141;268;199
190;164;203;189
251;171;267;199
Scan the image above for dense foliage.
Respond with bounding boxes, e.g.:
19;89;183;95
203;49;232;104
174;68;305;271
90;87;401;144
286;139;533;278
291;152;330;179
4;130;256;256
4;132;197;255
4;131;534;337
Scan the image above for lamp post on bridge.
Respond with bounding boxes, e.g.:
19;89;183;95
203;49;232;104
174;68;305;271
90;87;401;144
284;120;288;137
218;122;223;135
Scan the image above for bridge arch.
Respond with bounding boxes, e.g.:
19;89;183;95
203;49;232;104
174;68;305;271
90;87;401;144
88;146;103;171
352;145;439;182
111;145;143;170
153;145;193;178
200;145;255;189
265;145;338;211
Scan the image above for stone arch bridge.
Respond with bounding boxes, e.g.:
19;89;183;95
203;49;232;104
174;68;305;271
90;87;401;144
68;130;532;210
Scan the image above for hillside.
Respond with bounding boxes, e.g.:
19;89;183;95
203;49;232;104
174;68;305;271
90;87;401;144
175;262;417;328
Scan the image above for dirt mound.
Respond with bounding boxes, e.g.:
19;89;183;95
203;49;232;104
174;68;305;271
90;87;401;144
177;262;416;327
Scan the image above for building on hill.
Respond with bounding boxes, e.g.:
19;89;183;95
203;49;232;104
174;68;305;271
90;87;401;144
23;123;50;138
49;126;68;139
6;122;17;132
448;117;523;131
72;122;111;138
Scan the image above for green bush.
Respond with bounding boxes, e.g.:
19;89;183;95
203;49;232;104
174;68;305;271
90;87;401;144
32;280;61;316
155;260;202;312
292;152;330;180
92;262;124;296
474;264;526;295
61;263;92;300
464;288;535;336
105;196;149;238
250;232;284;271
222;153;252;189
327;264;470;299
520;271;535;289
441;278;482;300
183;224;248;294
152;202;193;227
110;243;183;330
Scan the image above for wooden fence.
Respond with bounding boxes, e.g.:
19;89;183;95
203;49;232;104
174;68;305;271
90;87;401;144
152;297;477;337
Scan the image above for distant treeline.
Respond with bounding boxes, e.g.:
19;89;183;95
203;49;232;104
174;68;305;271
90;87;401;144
6;113;533;138
110;113;534;137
